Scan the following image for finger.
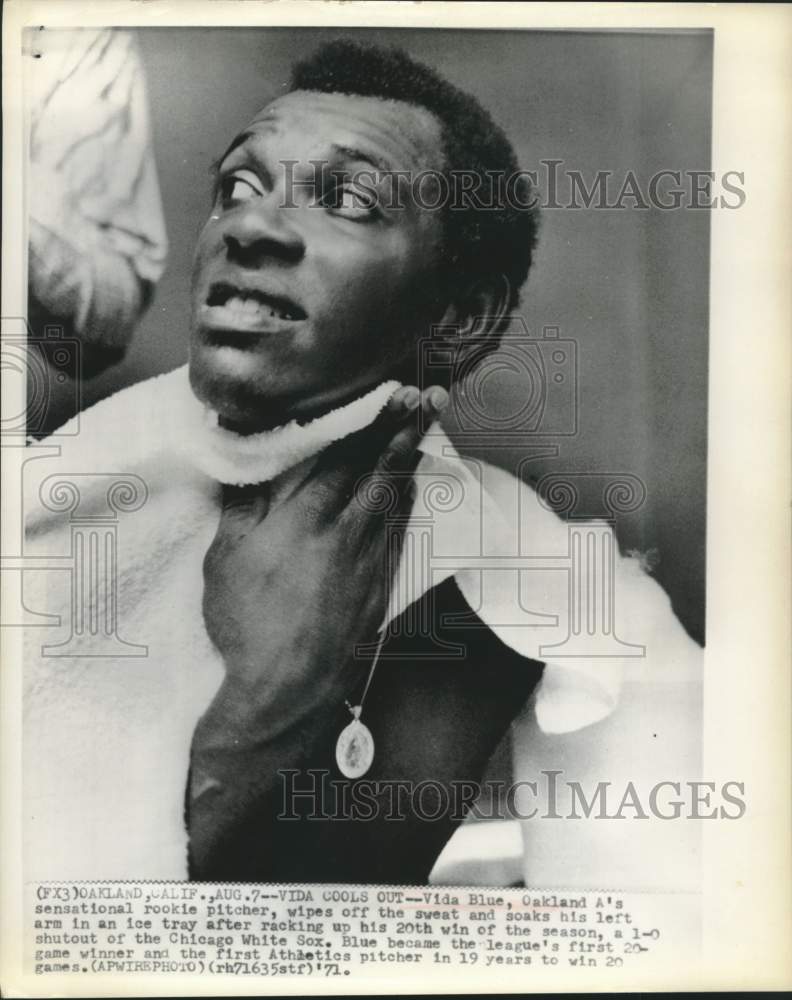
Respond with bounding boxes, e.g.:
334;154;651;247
302;386;420;510
377;385;449;476
344;385;450;531
301;384;448;523
315;384;421;475
320;382;448;478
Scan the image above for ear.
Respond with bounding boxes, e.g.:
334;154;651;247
407;273;511;392
436;272;511;345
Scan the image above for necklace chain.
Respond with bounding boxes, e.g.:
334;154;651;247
345;624;387;718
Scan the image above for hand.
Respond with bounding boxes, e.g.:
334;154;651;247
199;384;450;739
189;383;447;875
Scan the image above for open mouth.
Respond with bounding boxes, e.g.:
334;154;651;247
205;282;307;323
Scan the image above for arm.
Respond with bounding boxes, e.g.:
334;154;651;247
189;572;544;885
187;386;448;879
186;681;347;878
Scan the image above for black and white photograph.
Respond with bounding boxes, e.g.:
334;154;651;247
1;1;790;995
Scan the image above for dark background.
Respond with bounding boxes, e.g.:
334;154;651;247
71;27;710;645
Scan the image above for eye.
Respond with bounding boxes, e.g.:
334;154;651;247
319;181;379;220
218;169;263;206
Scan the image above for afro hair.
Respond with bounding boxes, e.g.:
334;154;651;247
290;39;539;313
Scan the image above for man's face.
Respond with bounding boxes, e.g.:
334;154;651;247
189;89;448;429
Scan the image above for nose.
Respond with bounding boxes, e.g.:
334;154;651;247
222;196;305;267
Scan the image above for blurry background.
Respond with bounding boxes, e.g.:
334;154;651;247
42;27;711;645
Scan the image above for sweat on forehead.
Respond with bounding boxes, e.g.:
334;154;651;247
243;90;446;173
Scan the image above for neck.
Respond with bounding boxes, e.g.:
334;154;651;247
188;379;402;486
216;380;397;436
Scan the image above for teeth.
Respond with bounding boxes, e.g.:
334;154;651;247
224;294;286;320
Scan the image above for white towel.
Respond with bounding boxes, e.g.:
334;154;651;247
22;365;699;879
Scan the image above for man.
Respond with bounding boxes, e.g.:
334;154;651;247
22;40;701;885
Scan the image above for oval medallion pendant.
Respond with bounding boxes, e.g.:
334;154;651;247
335;714;374;779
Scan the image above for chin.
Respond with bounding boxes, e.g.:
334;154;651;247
188;348;285;427
188;342;348;432
188;339;393;431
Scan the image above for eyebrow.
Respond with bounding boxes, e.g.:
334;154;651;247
211;130;255;176
209;131;267;201
207;133;397;201
329;144;394;174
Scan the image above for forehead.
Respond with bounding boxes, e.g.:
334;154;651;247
237;89;445;172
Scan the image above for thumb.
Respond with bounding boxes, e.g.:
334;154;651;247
296;387;420;516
